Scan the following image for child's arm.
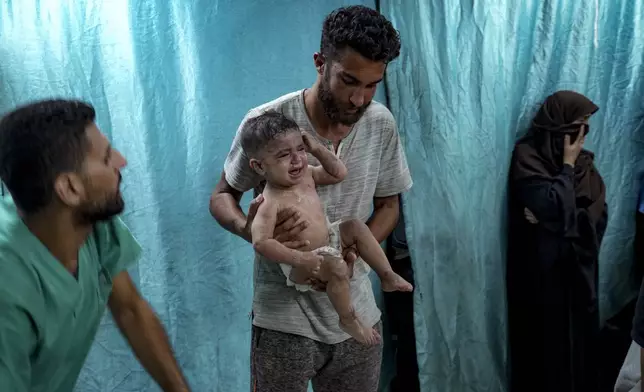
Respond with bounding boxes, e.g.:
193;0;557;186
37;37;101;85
251;200;321;269
302;133;348;186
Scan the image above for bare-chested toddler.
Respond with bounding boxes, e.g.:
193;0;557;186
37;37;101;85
240;110;413;345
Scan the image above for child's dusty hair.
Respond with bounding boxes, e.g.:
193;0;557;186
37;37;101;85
240;110;300;158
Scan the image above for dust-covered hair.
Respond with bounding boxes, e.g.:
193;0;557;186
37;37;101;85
240;110;300;157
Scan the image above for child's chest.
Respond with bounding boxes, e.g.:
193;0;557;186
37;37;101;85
275;183;321;211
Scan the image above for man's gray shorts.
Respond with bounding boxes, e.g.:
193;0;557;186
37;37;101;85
250;322;383;392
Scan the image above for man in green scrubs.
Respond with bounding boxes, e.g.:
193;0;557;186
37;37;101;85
0;100;190;391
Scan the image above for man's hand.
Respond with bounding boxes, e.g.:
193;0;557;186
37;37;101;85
243;195;310;250
273;207;310;249
241;194;264;243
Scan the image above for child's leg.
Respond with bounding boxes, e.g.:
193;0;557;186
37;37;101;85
288;266;311;285
318;254;380;346
339;219;413;292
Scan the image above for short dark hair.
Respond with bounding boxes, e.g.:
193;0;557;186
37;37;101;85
321;5;401;63
0;99;96;214
240;110;300;158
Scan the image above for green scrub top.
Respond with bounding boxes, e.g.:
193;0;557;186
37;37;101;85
0;196;141;392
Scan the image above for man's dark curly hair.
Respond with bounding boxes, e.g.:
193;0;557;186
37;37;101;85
0;99;95;214
321;5;401;63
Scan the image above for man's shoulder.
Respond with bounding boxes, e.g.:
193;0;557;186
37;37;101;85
90;217;142;276
0;197;32;260
0;198;50;295
0;236;41;311
358;101;397;136
352;101;397;147
365;100;395;122
245;90;304;119
0;247;37;290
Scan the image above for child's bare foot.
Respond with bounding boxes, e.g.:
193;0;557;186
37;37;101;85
339;317;381;345
380;271;413;292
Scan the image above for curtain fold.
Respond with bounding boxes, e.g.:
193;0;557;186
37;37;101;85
381;0;644;391
0;1;386;390
3;0;644;391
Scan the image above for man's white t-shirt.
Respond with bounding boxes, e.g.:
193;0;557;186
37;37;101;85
224;89;413;344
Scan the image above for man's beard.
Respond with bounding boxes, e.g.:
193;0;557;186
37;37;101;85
318;71;370;126
76;174;125;224
76;193;124;224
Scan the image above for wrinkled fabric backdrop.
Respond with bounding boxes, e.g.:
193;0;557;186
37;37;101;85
1;0;643;391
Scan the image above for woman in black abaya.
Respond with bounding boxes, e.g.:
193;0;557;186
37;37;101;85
506;90;608;392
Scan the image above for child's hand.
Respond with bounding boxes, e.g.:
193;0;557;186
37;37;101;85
302;132;320;154
298;251;323;274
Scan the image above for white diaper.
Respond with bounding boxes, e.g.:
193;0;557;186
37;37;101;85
280;219;342;292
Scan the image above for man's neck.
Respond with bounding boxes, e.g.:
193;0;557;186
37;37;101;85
304;85;352;143
22;209;92;272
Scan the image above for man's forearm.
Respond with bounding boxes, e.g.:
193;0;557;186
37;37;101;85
114;300;189;392
209;192;248;241
367;195;400;243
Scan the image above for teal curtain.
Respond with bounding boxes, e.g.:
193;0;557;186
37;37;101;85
3;1;644;391
381;0;644;391
0;1;396;391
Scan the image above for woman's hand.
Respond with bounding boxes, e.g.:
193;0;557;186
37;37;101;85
563;129;585;167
